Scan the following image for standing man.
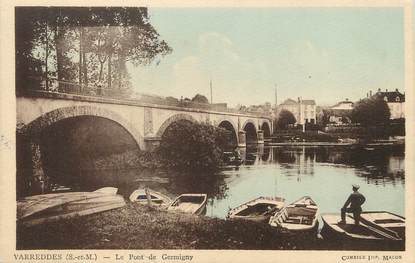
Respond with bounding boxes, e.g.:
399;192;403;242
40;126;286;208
339;184;366;225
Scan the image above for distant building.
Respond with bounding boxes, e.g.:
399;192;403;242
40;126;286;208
277;97;316;125
327;99;354;124
246;102;273;115
371;88;405;119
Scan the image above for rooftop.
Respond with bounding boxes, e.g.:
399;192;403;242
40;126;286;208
372;89;405;102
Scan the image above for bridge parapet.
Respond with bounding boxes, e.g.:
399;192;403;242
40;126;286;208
18;89;272;120
18;84;272;120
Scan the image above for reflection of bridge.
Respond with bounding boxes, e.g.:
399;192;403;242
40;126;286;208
16;89;272;191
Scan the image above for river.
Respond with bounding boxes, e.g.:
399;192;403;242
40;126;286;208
74;144;405;220
206;145;405;219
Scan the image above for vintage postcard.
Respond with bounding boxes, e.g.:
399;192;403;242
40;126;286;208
1;0;414;262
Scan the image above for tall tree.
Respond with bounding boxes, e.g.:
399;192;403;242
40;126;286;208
276;110;296;129
351;97;390;126
15;7;172;96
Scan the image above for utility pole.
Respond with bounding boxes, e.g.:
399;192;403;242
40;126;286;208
274;84;278;108
210;79;213;104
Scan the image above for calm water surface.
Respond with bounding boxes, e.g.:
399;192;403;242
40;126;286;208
206;145;405;219
76;145;405;219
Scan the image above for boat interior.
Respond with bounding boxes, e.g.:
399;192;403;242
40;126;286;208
235;203;278;216
172;195;205;205
336;223;386;238
136;194;164;204
277;205;317;225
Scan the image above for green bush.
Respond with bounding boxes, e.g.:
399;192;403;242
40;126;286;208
158;120;229;171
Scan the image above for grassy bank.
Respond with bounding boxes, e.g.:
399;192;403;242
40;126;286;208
17;204;320;250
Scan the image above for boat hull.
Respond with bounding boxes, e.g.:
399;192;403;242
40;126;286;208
167;194;207;215
17;188;126;227
320;214;404;250
129;189;172;206
269;196;319;238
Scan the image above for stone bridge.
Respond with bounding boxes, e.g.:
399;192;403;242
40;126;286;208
17;90;273;151
16;90;272;194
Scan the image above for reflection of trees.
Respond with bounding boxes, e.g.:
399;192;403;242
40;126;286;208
273;147;296;164
270;145;404;185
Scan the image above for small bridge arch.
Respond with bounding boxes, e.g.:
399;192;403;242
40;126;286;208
216;118;239;147
260;120;272;138
242;119;258;144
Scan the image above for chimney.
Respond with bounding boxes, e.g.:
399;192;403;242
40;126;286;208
369;90;372;96
386;89;388;92
366;93;368;98
378;88;381;92
346;98;349;101
298;97;300;103
396;88;399;92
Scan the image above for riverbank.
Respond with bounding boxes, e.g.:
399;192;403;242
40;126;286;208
266;141;404;147
17;204;319;250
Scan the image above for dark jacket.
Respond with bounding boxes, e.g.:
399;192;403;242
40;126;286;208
343;191;366;211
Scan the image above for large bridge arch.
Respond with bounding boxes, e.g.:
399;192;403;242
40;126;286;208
20;105;145;150
155;113;198;138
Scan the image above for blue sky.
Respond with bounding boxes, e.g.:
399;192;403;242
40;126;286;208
128;8;404;107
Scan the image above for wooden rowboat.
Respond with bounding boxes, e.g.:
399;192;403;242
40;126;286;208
17;187;126;227
167;194;207;215
360;211;405;240
227;196;285;223
320;213;404;250
129;188;172;206
269;196;319;235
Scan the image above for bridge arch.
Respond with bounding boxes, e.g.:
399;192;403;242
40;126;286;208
217;118;238;147
156;113;198;138
260;120;271;138
21;105;145;149
242;119;257;144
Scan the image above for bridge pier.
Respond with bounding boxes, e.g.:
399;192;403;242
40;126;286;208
29;139;48;195
257;130;264;144
238;130;246;147
144;137;161;152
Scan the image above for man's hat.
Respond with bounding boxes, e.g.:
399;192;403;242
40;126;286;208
352;184;360;189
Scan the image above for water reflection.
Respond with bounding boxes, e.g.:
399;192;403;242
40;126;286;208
46;144;405;220
206;145;404;219
239;145;405;186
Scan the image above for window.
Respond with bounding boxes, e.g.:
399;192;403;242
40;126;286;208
396;97;400;102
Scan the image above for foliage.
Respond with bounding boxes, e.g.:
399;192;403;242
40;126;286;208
276;110;296;129
158;120;229;171
191;94;209;104
351;97;390;126
15;7;172;94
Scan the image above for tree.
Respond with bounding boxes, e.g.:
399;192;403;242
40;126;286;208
276;110;296;129
351;96;390;126
191;94;209;104
15;7;172;95
158;120;229;171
